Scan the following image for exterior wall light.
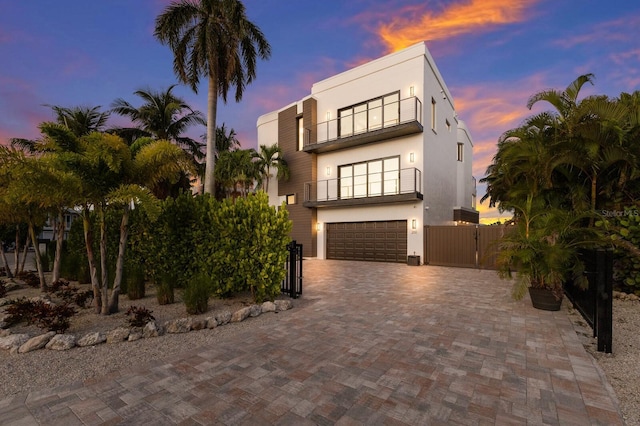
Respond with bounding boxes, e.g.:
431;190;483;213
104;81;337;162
409;152;415;163
326;166;331;176
409;86;415;97
316;222;322;232
411;219;417;230
326;111;331;121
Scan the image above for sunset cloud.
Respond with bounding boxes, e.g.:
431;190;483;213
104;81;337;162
377;0;538;52
553;15;640;49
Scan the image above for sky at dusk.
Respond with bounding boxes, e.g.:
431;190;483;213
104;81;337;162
1;0;639;223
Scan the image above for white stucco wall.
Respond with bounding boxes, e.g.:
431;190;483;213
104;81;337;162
256;42;476;260
256;110;282;206
456;120;475;210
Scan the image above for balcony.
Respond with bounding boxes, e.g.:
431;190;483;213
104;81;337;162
303;168;423;208
303;97;423;154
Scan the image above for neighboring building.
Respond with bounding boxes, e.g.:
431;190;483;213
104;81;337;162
257;42;478;263
38;209;80;242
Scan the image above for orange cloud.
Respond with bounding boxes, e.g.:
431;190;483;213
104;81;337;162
378;0;538;52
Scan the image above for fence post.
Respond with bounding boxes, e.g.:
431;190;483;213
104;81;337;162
289;240;297;299
297;243;303;297
596;249;613;353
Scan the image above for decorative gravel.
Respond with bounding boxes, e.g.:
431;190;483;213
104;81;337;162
568;295;640;426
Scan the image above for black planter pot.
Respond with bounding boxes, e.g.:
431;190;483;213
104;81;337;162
528;287;563;311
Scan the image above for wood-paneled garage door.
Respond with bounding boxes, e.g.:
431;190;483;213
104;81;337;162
326;220;407;263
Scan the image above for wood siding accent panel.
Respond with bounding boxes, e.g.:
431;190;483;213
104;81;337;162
326;220;407;263
278;100;318;257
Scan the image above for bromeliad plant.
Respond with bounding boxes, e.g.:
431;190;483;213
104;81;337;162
496;195;601;301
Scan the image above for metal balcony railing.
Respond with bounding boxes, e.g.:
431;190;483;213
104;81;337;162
304;96;422;147
304;167;422;204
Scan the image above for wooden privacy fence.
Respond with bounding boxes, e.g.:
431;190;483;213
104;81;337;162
424;225;510;269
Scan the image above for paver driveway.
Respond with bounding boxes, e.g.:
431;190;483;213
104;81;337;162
0;260;624;425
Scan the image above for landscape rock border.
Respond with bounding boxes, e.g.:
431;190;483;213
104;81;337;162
0;299;293;355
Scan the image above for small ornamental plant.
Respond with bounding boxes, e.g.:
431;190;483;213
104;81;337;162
125;305;155;327
5;298;76;333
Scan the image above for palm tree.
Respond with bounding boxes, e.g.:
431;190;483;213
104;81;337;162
110;85;206;158
0;145;82;290
111;86;206;199
154;0;271;195
10;104;109;152
253;144;289;194
47;105;110;137
216;148;258;198
215;123;240;159
528;76;630;217
41;122;192;313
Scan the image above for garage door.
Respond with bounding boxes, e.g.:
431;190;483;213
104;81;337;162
326;220;407;263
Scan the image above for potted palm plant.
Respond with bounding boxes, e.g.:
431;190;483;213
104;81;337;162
496;196;599;310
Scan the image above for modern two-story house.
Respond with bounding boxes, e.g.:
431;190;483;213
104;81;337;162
257;42;478;264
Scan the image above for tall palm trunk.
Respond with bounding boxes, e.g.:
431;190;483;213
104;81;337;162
82;208;102;313
108;205;130;313
13;225;20;276
0;245;12;278
51;209;65;283
28;221;46;291
204;74;217;194
98;205;110;315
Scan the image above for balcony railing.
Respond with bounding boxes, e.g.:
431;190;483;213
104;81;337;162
303;168;422;208
303;96;423;153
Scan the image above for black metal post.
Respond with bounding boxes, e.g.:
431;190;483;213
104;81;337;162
596;249;613;353
289;240;297;299
298;244;303;297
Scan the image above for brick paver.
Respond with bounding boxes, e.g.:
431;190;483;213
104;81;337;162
0;260;624;425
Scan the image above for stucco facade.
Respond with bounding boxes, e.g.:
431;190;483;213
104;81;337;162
257;42;477;263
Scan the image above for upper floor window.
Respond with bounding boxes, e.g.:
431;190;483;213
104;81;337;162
457;143;464;162
338;92;400;138
296;117;304;151
338;156;400;199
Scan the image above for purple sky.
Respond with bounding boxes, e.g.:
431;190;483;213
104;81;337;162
1;0;638;222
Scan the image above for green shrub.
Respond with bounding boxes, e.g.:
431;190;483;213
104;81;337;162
598;207;640;295
200;192;291;303
155;274;174;305
125;263;146;300
138;192;205;289
183;274;211;315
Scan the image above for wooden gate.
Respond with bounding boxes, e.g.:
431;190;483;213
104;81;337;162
424;225;509;269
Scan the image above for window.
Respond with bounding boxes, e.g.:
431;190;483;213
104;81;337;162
457;143;464;162
338;156;400;199
296;117;304;151
338;92;400;138
286;194;296;205
431;97;436;131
